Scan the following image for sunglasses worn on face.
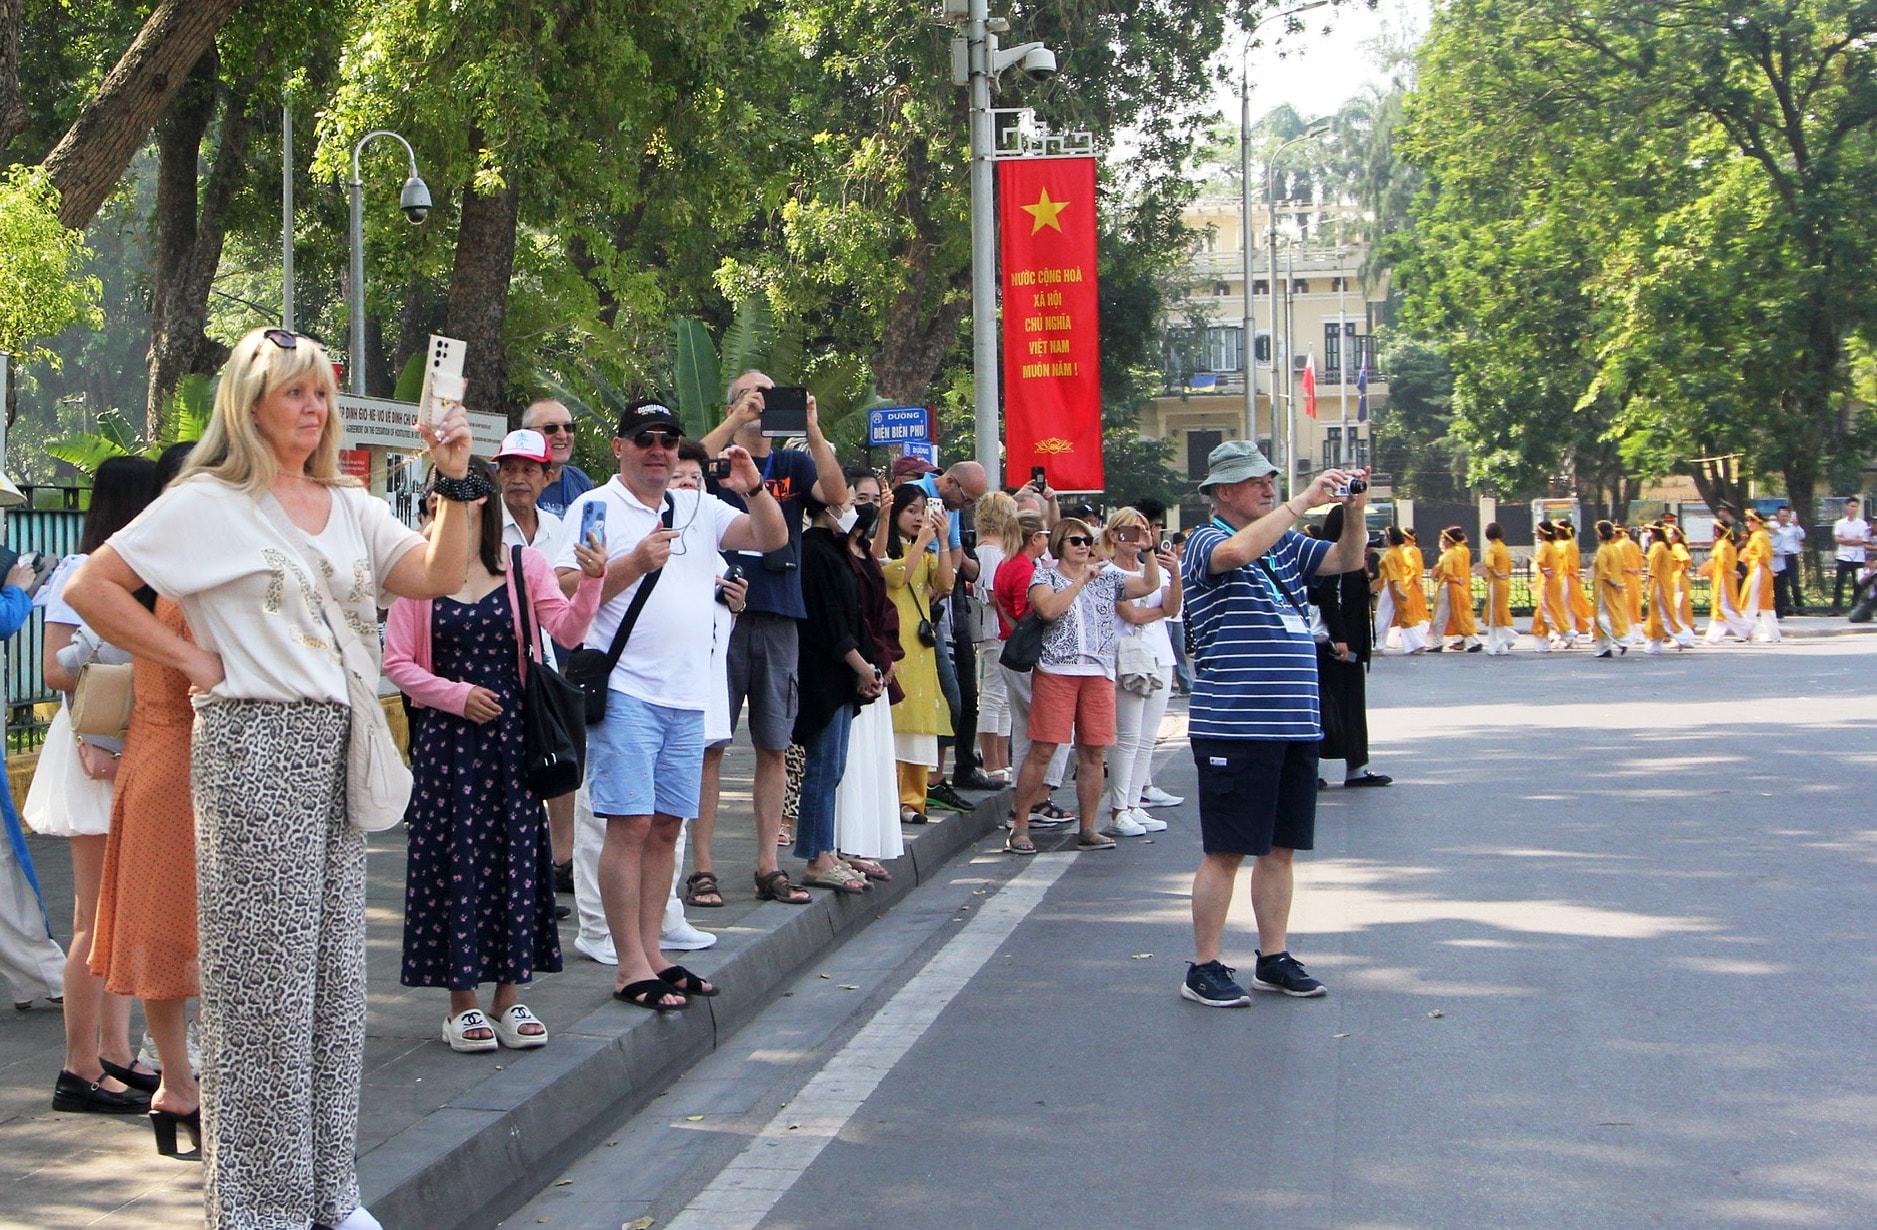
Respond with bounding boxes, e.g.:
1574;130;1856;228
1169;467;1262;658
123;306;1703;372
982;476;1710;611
631;430;681;449
1064;535;1094;547
536;422;575;435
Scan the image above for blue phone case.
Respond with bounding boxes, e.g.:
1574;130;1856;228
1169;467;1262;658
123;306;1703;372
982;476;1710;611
580;500;605;547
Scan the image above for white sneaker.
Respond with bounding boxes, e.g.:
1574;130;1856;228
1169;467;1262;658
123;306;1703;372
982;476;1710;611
661;918;717;951
574;933;618;966
1102;811;1148;838
1139;785;1184;807
337;1209;384;1230
1129;807;1167;832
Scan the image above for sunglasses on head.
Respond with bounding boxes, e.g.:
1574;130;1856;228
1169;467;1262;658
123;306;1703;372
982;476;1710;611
1064;535;1094;547
262;328;327;351
630;429;681;449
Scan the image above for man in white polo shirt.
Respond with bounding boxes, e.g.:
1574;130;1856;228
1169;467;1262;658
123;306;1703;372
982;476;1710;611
1831;497;1869;614
1178;441;1369;1008
555;400;785;1010
495;428;562;555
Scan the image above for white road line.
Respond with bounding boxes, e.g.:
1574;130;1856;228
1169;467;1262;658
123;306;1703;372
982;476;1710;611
665;853;1075;1230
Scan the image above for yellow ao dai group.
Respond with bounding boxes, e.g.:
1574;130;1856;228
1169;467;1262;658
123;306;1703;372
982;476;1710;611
1375;515;1783;659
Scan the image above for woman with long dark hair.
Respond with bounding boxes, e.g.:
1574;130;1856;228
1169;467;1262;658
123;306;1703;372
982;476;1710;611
29;455;159;1118
881;483;953;824
1310;505;1390;787
386;465;605;1051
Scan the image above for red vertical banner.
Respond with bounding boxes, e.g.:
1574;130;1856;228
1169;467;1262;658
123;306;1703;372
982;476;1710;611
1000;156;1102;492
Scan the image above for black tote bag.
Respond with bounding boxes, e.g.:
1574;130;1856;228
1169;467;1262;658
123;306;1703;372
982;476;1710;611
511;547;587;797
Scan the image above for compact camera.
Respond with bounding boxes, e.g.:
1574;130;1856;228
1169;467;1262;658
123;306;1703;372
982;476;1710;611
706;457;733;481
1334;477;1369;498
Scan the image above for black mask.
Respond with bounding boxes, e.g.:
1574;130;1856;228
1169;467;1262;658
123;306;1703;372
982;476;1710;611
851;503;880;537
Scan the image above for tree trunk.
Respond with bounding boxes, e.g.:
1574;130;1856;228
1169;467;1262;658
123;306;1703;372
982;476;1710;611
39;0;246;230
444;172;522;423
0;0;27;155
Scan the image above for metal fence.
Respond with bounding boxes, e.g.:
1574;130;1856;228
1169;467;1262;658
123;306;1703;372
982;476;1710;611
6;500;90;752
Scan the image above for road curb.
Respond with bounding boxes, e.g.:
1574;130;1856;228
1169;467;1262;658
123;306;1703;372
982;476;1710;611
358;791;1006;1230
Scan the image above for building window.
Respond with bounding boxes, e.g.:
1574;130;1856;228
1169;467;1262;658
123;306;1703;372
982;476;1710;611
1165;326;1244;381
1292;279;1310;295
1252;279;1268;296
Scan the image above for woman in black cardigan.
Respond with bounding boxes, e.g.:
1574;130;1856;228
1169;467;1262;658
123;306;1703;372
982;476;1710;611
794;492;887;892
1309;505;1391;788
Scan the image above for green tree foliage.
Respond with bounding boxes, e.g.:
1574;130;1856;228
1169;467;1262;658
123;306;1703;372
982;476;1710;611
1397;0;1877;521
0;165;101;422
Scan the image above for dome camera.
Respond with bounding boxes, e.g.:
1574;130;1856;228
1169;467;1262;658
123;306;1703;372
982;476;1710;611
400;176;433;225
1021;45;1057;82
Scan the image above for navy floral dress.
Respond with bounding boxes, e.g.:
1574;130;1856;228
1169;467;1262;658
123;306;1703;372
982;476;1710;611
400;586;562;990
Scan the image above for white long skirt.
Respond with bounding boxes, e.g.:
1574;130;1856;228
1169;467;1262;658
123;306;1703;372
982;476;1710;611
835;699;904;861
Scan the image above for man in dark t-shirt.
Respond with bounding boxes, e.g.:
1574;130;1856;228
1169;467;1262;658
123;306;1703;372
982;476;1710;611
695;371;848;901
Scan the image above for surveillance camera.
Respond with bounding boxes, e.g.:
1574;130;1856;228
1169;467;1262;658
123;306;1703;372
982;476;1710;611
400;176;433;225
1020;45;1057;82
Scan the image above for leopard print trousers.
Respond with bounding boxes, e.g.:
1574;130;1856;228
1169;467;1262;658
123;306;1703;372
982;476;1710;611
192;699;363;1230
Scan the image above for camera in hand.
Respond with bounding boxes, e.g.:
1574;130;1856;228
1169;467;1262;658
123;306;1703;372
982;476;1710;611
758;386;809;438
1335;477;1369;497
716;560;746;606
706;457;733;481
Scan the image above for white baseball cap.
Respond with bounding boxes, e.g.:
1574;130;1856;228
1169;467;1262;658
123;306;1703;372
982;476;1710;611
493;429;551;464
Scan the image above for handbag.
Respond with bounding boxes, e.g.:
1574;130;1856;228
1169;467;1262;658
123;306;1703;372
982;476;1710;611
1116;637;1165;697
564;494;673;722
259;495;411;833
74;739;121;782
510;546;587;796
907;577;937;648
70;660;134;738
999;611;1046;672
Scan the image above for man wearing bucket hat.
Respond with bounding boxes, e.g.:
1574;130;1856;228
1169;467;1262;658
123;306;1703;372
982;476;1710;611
1179;441;1370;1008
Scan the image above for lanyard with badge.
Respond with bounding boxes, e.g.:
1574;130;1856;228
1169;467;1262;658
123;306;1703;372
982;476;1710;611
1214;516;1310;637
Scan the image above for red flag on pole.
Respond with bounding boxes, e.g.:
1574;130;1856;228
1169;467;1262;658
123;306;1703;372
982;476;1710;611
1302;354;1318;419
999;156;1102;492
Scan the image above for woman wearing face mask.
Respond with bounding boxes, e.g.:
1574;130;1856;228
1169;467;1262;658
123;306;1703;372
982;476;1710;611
793;494;885;891
832;498;903;879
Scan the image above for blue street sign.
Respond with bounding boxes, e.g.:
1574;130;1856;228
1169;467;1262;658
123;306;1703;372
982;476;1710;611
901;439;939;468
867;405;930;447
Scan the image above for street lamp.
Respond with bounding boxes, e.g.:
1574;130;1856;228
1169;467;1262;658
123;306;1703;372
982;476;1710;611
1239;1;1328;448
956;1;1059;479
1267;123;1328;496
347;130;431;395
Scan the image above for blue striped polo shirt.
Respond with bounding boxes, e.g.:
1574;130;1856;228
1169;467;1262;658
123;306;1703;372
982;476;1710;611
1181;521;1333;740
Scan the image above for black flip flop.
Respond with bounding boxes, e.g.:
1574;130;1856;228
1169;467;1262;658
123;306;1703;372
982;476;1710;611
658;965;719;997
614;979;688;1011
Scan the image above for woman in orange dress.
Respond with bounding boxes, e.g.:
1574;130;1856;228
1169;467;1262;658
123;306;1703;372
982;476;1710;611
88;441;202;1157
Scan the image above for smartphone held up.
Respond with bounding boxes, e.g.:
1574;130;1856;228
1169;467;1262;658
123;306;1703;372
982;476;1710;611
417;334;468;433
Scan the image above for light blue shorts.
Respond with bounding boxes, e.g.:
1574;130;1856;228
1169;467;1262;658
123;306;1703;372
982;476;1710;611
588;691;705;819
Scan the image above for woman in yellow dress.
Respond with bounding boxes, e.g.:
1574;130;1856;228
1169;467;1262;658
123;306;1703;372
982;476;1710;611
1590;520;1632;656
1617;525;1645;631
1480;522;1517;654
1379;526;1431;654
1530;522;1569;652
1642;524;1696;653
1698;523;1752;643
1431;527;1482;651
880;483;955;822
1740;508;1782;642
1666;522;1697;632
1558;519;1596;639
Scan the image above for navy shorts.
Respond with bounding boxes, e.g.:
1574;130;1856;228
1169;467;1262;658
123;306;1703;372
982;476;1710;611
1191;737;1317;856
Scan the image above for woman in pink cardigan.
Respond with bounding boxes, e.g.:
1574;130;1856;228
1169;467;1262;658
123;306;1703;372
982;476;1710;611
384;474;604;1053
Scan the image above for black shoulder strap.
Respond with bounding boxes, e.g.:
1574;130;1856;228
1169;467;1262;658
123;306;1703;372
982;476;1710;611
511;545;537;662
598;493;675;672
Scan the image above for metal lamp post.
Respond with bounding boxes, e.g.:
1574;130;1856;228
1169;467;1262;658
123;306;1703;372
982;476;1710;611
1266;125;1328;496
347;130;430;395
1238;1;1328;447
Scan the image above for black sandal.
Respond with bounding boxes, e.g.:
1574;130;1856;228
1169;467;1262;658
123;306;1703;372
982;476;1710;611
658;965;719;997
613;979;688;1011
684;871;724;908
754;869;811;905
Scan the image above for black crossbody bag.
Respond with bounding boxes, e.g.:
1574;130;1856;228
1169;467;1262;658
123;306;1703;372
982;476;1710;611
511;546;587;796
564;495;674;722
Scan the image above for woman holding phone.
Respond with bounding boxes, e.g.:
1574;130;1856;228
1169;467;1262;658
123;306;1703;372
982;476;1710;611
1101;508;1180;837
65;327;479;1230
882;484;953;825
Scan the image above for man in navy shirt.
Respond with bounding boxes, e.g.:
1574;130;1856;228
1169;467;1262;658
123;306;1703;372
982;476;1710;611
526;398;595;517
696;371;848;903
1179;441;1369;1008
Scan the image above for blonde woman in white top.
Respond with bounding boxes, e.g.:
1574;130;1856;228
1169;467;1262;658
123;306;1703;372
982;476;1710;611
1101;508;1181;838
67;327;477;1230
972;490;1019;782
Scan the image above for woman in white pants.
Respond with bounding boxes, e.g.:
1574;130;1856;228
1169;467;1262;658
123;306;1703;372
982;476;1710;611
1100;509;1181;838
971;491;1019;783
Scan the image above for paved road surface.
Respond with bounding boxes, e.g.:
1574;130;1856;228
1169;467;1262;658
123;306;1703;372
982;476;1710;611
509;637;1877;1230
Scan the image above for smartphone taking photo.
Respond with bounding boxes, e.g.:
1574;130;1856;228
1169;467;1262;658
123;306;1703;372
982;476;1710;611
758;386;809;438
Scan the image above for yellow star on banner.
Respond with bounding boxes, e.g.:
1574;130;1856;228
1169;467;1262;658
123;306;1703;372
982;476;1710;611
1021;188;1070;234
